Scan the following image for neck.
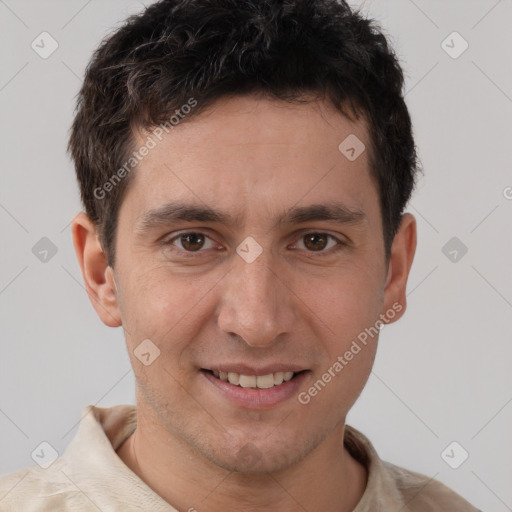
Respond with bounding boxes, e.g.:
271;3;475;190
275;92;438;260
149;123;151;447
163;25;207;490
117;411;367;512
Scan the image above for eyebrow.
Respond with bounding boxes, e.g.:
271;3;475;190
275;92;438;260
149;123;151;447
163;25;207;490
135;200;366;235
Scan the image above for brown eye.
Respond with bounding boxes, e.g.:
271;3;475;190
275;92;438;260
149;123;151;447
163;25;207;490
303;233;329;251
179;233;206;251
164;231;218;259
293;232;344;256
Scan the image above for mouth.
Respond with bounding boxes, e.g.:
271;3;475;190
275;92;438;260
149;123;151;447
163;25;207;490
203;369;304;389
200;365;310;408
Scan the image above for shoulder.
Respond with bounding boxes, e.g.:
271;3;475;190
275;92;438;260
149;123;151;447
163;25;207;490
344;426;481;512
382;460;481;512
0;450;112;512
0;462;97;511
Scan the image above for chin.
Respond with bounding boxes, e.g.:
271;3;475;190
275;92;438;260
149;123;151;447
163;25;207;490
199;433;321;476
212;450;298;475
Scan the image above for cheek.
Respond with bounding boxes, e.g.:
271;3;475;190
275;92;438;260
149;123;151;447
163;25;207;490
118;264;220;350
298;274;381;412
120;271;208;393
303;263;384;344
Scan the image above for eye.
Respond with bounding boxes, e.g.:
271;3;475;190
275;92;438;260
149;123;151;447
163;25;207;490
292;232;345;256
165;231;217;256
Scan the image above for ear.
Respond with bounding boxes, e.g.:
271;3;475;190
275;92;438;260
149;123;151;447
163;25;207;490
71;212;122;327
381;213;417;324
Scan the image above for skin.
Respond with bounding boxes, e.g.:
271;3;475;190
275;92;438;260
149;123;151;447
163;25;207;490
72;94;416;512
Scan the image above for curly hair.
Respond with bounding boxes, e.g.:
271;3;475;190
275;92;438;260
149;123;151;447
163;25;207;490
68;0;419;267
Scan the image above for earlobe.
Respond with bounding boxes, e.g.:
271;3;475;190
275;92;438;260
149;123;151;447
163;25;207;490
381;213;417;324
71;212;122;328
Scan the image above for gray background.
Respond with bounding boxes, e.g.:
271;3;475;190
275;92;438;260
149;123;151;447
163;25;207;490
0;1;511;510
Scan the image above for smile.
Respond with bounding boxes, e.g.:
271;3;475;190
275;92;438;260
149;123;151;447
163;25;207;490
201;367;309;409
210;370;296;389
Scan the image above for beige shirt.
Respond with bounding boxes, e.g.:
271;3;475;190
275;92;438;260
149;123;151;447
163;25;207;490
0;404;480;511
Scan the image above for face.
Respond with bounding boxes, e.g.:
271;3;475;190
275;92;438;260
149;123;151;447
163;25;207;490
84;95;412;474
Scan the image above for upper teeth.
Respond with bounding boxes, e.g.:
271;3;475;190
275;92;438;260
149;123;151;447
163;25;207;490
212;370;295;389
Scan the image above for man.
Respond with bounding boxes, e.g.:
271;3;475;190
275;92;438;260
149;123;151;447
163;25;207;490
0;0;480;510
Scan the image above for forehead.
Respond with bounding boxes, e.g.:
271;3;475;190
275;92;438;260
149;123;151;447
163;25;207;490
121;95;379;229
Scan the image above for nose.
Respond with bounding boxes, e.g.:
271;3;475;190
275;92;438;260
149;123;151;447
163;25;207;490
216;247;296;348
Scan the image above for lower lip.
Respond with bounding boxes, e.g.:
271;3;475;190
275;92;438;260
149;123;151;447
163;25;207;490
201;370;309;409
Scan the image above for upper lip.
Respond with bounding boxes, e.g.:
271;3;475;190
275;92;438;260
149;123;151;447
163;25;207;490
202;364;307;375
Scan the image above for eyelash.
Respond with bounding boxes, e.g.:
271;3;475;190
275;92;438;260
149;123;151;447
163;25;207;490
162;231;346;258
